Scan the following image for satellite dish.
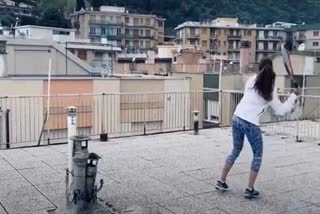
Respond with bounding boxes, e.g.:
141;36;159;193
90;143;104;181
298;43;305;51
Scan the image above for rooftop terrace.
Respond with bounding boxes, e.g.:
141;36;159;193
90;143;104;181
0;127;319;214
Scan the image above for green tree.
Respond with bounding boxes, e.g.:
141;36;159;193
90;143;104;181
37;8;70;28
0;14;15;27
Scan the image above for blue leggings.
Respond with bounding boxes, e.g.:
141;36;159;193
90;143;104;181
226;116;263;172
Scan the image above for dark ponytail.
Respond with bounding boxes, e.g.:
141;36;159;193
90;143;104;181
254;58;276;101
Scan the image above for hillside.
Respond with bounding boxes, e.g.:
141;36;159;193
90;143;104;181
86;0;320;34
1;0;320;34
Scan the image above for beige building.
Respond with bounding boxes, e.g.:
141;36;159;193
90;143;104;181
175;18;288;63
1;38;96;77
0;76;205;148
293;24;320;51
70;6;165;53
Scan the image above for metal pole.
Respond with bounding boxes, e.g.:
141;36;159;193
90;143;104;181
46;52;52;144
193;111;199;135
111;44;113;76
65;42;68;76
218;60;223;125
296;69;306;142
5;109;10;149
67;106;77;187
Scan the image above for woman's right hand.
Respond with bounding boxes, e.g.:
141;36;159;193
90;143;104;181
292;87;302;96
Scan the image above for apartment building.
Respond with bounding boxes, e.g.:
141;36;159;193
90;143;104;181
292;24;320;51
255;25;288;62
175;18;288;63
0;0;33;17
70;6;165;53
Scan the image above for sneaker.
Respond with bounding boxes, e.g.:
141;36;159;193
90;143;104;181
215;180;229;191
244;188;260;199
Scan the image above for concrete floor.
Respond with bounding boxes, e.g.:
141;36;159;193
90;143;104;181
0;127;320;214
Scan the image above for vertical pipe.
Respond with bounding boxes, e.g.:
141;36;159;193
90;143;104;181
5;109;10;149
67;106;77;187
218;60;223;125
47;53;52;144
65;42;68;76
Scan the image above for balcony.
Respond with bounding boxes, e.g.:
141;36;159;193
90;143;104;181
125;23;154;29
210;35;218;40
295;34;306;41
227;35;242;40
187;34;200;39
257;36;283;41
89;20;124;26
256;48;277;53
105;35;123;40
228;46;240;51
124;34;155;40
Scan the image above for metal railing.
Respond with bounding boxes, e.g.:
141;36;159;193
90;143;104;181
220;90;320;141
1;89;319;149
0;91;219;149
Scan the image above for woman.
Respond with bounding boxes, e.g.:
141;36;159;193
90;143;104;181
215;57;300;199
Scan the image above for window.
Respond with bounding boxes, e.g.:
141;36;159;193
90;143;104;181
125;29;130;36
133;40;139;47
134;29;139;37
110;16;114;23
313;42;319;47
109;28;115;36
218;40;221;47
146;30;151;37
90;15;95;22
202;28;207;35
202;40;207;48
125;17;129;23
90;26;96;35
273;42;277;50
223;41;227;47
146;41;151;48
94;52;103;60
140;18;144;25
190;28;196;36
263;41;268;50
140;29;144;36
134;18;139;25
190;40;195;45
223;52;226;56
248;30;252;36
117;28;121;36
78;50;87;60
158;21;163;27
101;16;107;23
314;31;319;37
146;18;151;26
117;16;121;24
173;56;177;63
140;40;144;47
101;27;106;35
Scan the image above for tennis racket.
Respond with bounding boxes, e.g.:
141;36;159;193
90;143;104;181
281;44;299;88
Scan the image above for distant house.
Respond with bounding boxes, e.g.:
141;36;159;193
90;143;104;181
292;24;320;51
0;0;34;17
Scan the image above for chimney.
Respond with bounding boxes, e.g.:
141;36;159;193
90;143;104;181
0;38;7;77
239;40;250;73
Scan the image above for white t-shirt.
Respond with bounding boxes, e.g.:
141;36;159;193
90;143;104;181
234;75;297;126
